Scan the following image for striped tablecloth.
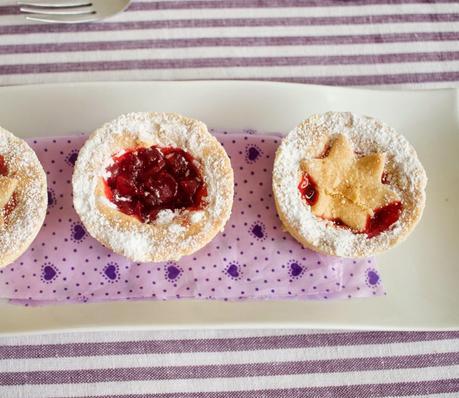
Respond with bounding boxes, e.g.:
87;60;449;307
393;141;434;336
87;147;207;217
0;1;458;397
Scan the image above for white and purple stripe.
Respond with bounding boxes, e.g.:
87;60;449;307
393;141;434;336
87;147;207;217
0;0;458;86
0;1;458;397
0;330;458;397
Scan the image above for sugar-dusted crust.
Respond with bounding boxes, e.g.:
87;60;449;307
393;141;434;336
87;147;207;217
0;126;47;268
273;112;427;258
72;112;234;262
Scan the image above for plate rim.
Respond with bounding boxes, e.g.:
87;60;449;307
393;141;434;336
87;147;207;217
0;79;457;334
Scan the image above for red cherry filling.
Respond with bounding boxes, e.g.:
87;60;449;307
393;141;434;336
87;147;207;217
331;201;403;237
298;173;318;206
328;201;402;237
0;155;7;176
365;201;402;238
105;146;206;223
381;172;390;184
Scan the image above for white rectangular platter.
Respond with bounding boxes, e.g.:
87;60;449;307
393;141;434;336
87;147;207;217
0;81;457;334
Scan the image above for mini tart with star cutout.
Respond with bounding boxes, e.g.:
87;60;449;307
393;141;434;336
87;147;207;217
273;112;427;257
72;112;234;262
0;126;47;268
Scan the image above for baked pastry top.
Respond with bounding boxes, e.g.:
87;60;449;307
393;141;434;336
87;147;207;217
273;112;427;257
0;126;47;268
73;112;234;262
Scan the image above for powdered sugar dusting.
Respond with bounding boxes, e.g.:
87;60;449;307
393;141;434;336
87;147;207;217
155;209;176;224
72;112;234;262
0;126;47;267
273;112;427;257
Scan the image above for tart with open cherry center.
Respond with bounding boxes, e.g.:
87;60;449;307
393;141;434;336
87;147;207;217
273;112;427;257
0;126;47;268
72;112;234;262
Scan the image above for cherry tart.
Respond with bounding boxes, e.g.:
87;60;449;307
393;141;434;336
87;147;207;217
0;126;47;268
72;112;234;262
273;112;427;257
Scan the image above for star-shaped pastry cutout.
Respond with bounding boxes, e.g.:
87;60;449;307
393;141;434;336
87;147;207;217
301;134;399;231
0;176;17;226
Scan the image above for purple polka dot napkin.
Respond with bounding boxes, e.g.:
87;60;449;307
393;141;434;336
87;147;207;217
0;132;384;305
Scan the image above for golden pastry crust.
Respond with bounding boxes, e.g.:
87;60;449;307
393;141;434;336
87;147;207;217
0;126;47;268
272;112;427;258
301;134;400;231
72;112;234;262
